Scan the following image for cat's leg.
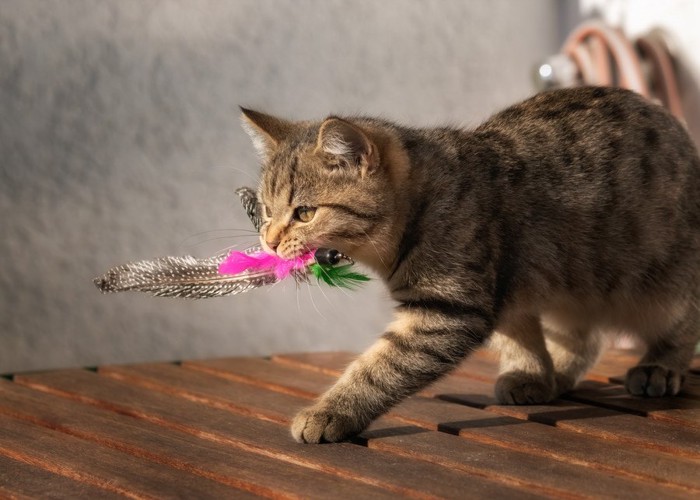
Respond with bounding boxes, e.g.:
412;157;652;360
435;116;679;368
291;304;493;443
543;323;603;396
625;306;700;397
492;314;557;404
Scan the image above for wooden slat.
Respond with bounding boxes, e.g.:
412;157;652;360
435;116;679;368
5;349;698;499
99;362;680;499
0;379;392;500
273;350;700;389
425;355;700;431
360;416;690;499
604;372;700;400
14;369;535;499
427;375;700;462
275;351;700;452
0;414;258;499
102;362;312;424
483;398;700;459
184;357;332;398
271;351;356;376
102;362;302;424
587;353;700;392
387;396;700;491
592;350;699;373
264;353;700;494
271;350;503;383
564;381;700;429
0;454;126;500
418;372;700;459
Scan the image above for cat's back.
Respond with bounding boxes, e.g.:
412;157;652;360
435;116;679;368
398;86;700;306
468;86;700;225
475;87;700;302
478;86;696;171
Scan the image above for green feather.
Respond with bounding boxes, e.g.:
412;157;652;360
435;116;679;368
309;263;370;288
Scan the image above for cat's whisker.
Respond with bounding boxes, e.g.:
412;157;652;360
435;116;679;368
212;243;246;255
295;279;303;318
179;226;261;254
311;271;335;307
305;280;327;320
360;228;388;270
180;234;260;252
314;261;353;301
217;164;259;184
205;239;263;257
181;226;257;240
183;227;259;240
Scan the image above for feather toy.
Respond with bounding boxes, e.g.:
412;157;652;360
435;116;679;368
93;187;370;298
218;249;314;280
309;263;371;288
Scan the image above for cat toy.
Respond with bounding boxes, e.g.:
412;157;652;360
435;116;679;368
93;187;369;299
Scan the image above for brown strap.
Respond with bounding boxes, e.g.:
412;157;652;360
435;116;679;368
635;33;685;121
562;20;649;97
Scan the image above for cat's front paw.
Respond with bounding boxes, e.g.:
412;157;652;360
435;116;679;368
495;371;556;405
291;406;364;444
625;364;684;397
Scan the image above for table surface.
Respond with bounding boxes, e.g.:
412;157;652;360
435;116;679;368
0;348;698;499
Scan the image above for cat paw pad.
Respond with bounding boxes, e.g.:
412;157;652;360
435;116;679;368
291;407;360;444
495;372;555;405
625;364;683;397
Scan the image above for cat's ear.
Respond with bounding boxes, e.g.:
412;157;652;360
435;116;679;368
240;107;294;162
316;118;378;176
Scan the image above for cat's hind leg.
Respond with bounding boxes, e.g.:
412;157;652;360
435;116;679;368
544;324;603;396
625;304;700;397
492;314;557;405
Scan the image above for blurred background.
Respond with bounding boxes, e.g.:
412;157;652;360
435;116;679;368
1;0;699;373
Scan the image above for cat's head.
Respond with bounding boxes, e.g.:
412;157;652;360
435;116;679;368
240;108;402;269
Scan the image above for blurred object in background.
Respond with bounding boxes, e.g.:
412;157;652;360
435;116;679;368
537;19;684;121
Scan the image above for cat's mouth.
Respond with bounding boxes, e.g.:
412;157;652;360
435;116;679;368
260;237;315;260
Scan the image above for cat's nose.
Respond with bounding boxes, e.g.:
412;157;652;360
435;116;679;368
266;239;280;252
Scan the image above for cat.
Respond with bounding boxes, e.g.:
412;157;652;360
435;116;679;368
240;86;700;444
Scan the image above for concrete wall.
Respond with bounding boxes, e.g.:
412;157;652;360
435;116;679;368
0;0;559;373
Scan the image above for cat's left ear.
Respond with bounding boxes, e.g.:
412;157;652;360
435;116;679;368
240;107;294;162
316;118;379;177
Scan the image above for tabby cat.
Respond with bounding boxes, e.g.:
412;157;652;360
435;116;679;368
240;87;700;443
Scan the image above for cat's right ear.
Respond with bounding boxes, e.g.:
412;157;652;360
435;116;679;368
240;107;294;162
315;118;378;177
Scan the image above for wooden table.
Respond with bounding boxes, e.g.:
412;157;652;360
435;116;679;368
0;348;698;499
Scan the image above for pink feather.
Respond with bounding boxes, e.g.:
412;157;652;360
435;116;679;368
218;250;315;280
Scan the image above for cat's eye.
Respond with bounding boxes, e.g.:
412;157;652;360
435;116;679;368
294;206;316;223
263;205;272;219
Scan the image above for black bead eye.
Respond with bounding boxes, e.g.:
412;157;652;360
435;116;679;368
294;206;316;223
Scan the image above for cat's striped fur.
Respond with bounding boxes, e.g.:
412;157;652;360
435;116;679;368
241;87;700;443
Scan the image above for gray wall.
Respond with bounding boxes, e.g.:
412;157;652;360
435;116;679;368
0;0;559;373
